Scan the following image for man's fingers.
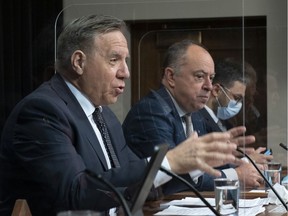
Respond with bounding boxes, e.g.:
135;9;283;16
203;140;237;153
255;147;266;153
195;127;255;148
195;131;231;143
233;157;246;166
227;126;247;137
231;135;255;146
240;147;256;154
203;150;239;168
197;162;222;177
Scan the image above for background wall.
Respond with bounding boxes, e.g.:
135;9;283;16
0;0;63;133
61;0;287;165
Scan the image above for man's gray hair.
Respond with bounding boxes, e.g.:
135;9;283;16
55;14;127;72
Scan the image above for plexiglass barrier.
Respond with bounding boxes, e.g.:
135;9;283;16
55;0;287;197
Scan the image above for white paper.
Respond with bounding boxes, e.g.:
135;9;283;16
154;206;215;216
267;183;288;205
163;197;270;208
248;189;266;193
154;205;265;216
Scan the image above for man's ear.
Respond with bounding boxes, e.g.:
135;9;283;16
71;50;86;75
164;67;176;87
211;84;222;97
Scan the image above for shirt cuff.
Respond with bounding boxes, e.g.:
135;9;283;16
222;168;238;180
189;170;203;184
153;156;172;188
189;170;203;179
153;156;204;187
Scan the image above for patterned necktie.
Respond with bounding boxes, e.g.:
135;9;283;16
183;114;192;137
93;107;120;168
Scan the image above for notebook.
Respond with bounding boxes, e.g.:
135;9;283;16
130;143;168;216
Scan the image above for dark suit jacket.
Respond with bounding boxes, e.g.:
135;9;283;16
0;73;146;216
123;86;223;194
197;107;235;181
198;108;235;133
198;108;223;133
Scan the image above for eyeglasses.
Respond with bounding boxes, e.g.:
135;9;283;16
219;84;243;105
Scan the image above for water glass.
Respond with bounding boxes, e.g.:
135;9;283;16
264;161;281;190
214;178;239;216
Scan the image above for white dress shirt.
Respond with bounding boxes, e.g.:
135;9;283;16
204;105;239;180
65;81;202;190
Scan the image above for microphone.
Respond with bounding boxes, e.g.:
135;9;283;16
236;148;288;211
280;143;288;151
87;170;132;216
159;166;220;216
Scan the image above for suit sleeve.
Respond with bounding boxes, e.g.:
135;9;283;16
9;98;145;212
123;99;176;158
123;95;206;195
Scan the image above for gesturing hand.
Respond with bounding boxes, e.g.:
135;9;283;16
166;126;255;177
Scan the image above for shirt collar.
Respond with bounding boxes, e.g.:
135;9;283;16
165;88;187;118
204;105;219;123
64;80;100;117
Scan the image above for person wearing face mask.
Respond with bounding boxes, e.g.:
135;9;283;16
122;41;258;194
216;84;243;121
197;58;273;189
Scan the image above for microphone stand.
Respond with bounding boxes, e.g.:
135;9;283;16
236;148;288;211
159;166;220;216
87;170;132;216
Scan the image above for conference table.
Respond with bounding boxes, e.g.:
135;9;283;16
142;189;287;216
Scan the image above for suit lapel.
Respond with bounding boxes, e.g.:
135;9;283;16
191;112;206;136
199;108;222;132
50;73;109;170
153;87;187;141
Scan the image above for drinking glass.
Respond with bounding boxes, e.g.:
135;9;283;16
264;161;282;190
214;178;239;216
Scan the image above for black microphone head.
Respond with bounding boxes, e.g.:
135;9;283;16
280;143;288;151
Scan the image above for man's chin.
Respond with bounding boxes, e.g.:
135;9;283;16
108;97;118;105
196;104;206;111
189;106;205;113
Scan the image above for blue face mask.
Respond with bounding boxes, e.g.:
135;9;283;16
216;86;243;120
217;99;242;120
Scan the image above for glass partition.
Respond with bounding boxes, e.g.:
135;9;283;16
56;0;287;201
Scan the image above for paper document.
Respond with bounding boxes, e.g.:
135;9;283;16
154;205;265;216
163;197;270;208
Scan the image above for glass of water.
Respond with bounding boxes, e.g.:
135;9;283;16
264;161;282;190
214;178;239;216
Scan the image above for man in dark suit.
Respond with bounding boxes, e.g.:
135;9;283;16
0;15;254;216
123;40;255;193
0;15;147;216
198;58;273;188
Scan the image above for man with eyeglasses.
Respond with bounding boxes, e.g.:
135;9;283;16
198;58;273;189
200;60;245;133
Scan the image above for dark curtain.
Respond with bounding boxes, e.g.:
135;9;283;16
0;0;63;133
